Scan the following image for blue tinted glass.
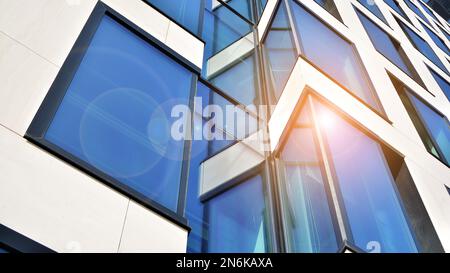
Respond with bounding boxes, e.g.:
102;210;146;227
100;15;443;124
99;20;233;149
264;1;297;102
316;103;418;253
428;66;450;100
280;106;339;253
225;0;253;22
0;247;8;253
420;21;450;55
292;3;380;110
313;0;342;21
398;20;449;74
210;53;258;107
416;0;440;22
404;0;431;25
438;24;450;42
357;11;417;78
384;0;411;22
45;16;192;212
145;0;202;34
357;0;388;24
408;94;450;163
206;175;267;253
186;115;209;253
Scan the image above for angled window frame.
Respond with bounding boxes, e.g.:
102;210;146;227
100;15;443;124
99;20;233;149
25;2;201;229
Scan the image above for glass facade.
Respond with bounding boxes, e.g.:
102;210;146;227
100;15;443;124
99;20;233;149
357;11;424;85
428;66;450;100
356;0;388;25
24;0;447;254
44;15;192;212
404;0;432;25
392;76;450;165
145;0;203;34
291;2;382;111
384;0;412;23
263;1;297;102
397;19;449;74
419;21;450;55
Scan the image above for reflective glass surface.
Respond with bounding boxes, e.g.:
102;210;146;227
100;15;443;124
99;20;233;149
316;103;418;253
404;0;431;25
264;1;297;102
279;105;339;253
408;93;450;163
357;11;423;84
145;0;203;34
384;0;412;23
397;20;449;74
313;0;342;21
428;66;450;100
357;0;389;25
45;16;192;212
291;3;381;110
206;175;267;253
419;21;450;55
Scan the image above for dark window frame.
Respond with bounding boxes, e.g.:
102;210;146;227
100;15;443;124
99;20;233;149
0;224;54;253
25;2;202;230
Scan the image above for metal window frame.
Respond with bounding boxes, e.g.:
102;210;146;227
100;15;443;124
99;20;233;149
25;1;205;230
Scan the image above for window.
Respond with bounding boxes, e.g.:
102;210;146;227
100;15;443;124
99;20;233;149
397;19;449;74
404;0;432;25
291;2;382;111
205;175;268;253
313;0;342;22
278;104;339;253
437;24;450;42
356;0;388;25
357;10;424;86
416;0;441;24
316;103;418;253
384;0;412;23
0;224;53;253
419;21;450;56
428;65;450;100
264;1;298;102
27;11;194;214
277;97;442;252
446;185;450;195
391;76;450;165
145;0;203;35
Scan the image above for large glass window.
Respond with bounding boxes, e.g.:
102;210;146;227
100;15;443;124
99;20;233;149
277;97;427;253
206;175;268;253
356;0;388;25
397;19;449;74
315;103;418;253
428;65;450;100
419;21;450;56
384;0;412;23
291;2;382;111
39;15;192;212
416;0;441;24
391;76;450;165
357;11;424;85
278;104;339;253
145;0;203;35
404;0;432;25
263;1;297;103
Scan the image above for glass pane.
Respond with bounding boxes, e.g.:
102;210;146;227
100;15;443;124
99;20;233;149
404;0;432;25
419;21;450;55
264;1;297;102
202;3;259;109
428;66;450;100
316;102;418;253
206;175;268;253
397;20;449;74
416;0;440;23
145;0;202;34
408;94;450;163
357;10;425;87
291;3;381;110
45;16;192;212
279;106;339;253
313;0;342;21
0;247;8;253
384;0;412;23
357;0;389;25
